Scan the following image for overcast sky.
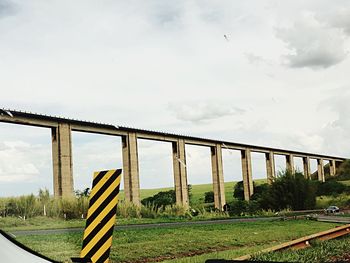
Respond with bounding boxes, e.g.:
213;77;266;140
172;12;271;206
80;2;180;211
1;0;350;196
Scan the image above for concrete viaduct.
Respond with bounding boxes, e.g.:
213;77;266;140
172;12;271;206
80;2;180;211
0;109;346;210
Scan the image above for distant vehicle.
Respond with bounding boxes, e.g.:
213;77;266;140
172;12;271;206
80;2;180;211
325;206;340;214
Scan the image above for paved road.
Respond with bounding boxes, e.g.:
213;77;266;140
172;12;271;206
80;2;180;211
9;216;282;237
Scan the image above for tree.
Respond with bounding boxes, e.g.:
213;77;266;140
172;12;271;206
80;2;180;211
316;180;348;196
260;170;317;211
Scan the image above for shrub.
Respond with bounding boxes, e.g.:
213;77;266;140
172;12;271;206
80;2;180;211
204;191;214;203
260;170;317;211
227;200;249;216
141;190;176;208
251;183;269;200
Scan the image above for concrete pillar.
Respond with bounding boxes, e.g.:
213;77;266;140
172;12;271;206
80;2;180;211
51;123;74;197
172;139;189;208
286;154;295;174
265;151;275;184
329;159;336;177
303;157;311;179
317;158;325;182
122;132;140;205
241;149;253;201
211;144;226;210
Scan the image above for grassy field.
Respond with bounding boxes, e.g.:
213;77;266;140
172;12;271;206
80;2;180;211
134;179;267;205
252;235;350;262
14;220;339;263
0;216;201;232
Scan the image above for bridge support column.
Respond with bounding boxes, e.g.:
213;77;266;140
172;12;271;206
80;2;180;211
286;154;295;174
329;160;336;177
122;132;140;205
51;123;74;197
211;144;226;210
241;149;253;201
317;158;325;182
172;139;189;208
266;151;275;184
303;157;311;179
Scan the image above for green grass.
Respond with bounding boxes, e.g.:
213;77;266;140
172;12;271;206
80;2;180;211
339;179;350;186
14;220;339;263
252;235;350;262
0;216;85;231
1;216;198;232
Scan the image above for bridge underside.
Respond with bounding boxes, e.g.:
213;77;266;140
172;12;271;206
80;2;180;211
0;109;346;210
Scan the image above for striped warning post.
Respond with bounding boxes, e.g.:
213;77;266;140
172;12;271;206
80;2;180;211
78;169;122;263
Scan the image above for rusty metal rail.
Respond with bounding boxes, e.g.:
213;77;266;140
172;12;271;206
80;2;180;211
315;215;350;224
235;224;350;261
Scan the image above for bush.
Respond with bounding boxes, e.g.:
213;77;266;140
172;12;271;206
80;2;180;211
259;170;317;211
141;190;176;208
316;180;349;196
251;184;269;200
204;191;214;203
227;200;248;216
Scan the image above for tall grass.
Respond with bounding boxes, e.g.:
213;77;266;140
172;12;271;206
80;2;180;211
0;194;90;219
0;193;227;220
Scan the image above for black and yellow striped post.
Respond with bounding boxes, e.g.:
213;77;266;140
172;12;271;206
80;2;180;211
72;169;122;263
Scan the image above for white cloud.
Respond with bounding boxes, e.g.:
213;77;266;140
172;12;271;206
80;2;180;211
168;101;245;123
0;0;16;19
0;140;43;182
326;8;350;36
276;13;348;69
244;53;271;65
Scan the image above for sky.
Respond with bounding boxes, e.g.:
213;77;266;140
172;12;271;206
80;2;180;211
1;0;350;196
